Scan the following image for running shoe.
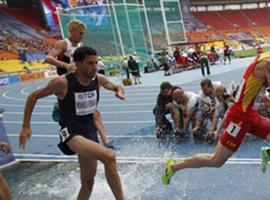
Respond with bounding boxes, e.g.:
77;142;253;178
52;103;60;122
261;147;270;173
162;159;175;185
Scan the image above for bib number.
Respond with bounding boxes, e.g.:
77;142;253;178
75;91;97;116
226;122;241;137
60;127;70;142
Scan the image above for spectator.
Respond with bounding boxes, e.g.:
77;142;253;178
128;56;141;84
97;56;105;75
132;52;141;77
257;95;270;118
192;79;216;140
199;51;210;76
153;81;183;139
206;84;236;143
172;89;199;140
159;51;171;76
223;42;231;64
122;56;130;79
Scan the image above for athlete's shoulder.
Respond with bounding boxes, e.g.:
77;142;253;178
55;39;68;50
52;75;68;87
96;73;107;84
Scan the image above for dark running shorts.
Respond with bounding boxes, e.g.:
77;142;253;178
58;122;99;155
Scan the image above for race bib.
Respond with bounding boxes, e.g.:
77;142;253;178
75;91;97;116
226;122;241;137
59;127;70;143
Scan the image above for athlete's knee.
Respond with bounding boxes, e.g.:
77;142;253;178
103;149;116;167
210;156;226;168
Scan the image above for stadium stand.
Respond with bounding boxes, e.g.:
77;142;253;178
0;7;46;31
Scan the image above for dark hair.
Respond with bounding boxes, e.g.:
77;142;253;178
73;46;97;62
200;78;212;87
160;81;172;90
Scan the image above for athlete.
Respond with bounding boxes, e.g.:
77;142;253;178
19;46;125;199
45;19;113;148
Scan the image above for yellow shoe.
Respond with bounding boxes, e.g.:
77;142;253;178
162;159;175;185
261;147;270;173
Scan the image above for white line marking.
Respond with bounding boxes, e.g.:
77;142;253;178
0;160;19;170
0;102;155;108
4;110;152;115
2;95;156;102
13;154;263;164
15;158;264;165
4;120;154;124
7;133;154;138
20;85;37;96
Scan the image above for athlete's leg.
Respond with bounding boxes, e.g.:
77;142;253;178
77;156;97;200
172;141;233;172
251;113;270;139
162;141;234;185
93;109;109;145
0;175;11;200
163;106;251;184
67;136;124;200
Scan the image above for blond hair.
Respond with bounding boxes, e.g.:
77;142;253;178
214;85;226;97
67;20;86;33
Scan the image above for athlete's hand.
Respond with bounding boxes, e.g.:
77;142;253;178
115;86;125;100
19;127;32;150
0;141;11;154
104;140;115;149
67;64;77;72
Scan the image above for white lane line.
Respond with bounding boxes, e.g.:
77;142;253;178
13;154;262;164
7;77;243;97
0;103;51;108
20;88;161;97
15;159;263;164
3;89;26;102
20;83;45;96
2;95;156;102
7;133;154;138
0;160;20;170
4;120;154;124
0;102;155;107
4;110;152;115
6;85;160;101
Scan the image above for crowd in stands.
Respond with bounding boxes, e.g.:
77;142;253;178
141;44;222;76
0;38;52;56
74;0;105;6
120;43;236;86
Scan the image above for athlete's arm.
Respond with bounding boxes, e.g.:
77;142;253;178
44;40;71;70
97;74;125;100
19;77;67;149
